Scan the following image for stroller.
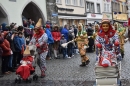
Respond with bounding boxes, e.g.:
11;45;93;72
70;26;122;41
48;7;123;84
15;46;38;83
94;45;122;86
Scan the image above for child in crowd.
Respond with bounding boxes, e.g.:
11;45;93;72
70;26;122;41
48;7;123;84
14;31;25;66
60;34;67;59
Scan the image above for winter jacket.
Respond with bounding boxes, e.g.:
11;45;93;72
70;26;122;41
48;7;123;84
0;39;11;56
6;32;16;52
51;31;61;41
61;28;69;41
45;28;54;44
14;36;25;52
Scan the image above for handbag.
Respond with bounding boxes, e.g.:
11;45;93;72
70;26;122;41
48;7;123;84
28;45;36;51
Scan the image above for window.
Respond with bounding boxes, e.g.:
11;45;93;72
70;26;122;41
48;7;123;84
65;0;71;5
86;2;95;13
97;4;100;13
80;0;84;7
104;3;106;12
112;2;120;12
56;0;61;4
104;3;110;12
72;0;78;6
107;4;109;12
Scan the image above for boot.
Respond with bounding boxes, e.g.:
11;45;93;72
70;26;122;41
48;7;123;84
121;53;124;59
80;62;86;67
86;60;90;65
41;70;45;78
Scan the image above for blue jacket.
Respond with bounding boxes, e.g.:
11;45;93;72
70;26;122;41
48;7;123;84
45;28;54;44
14;36;25;52
61;28;69;41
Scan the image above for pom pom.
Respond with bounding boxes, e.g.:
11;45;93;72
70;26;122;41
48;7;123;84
114;40;119;46
96;43;102;48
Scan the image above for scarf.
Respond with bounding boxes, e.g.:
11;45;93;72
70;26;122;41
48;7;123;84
98;23;116;44
33;29;44;39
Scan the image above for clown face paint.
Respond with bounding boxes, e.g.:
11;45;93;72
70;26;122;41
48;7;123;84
102;23;109;32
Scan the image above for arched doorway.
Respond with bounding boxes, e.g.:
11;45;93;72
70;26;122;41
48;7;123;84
0;6;9;24
22;1;45;25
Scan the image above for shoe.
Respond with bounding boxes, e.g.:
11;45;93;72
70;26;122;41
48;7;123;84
80;62;86;67
68;57;71;58
86;60;90;65
41;71;45;78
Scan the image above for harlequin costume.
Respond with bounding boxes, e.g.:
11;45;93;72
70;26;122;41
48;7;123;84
74;23;90;67
16;46;35;80
30;18;48;78
114;23;126;58
95;14;122;66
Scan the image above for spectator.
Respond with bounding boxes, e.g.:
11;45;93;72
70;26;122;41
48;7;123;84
45;24;54;60
61;25;69;41
60;34;67;59
14;31;25;65
0;31;11;74
52;25;61;59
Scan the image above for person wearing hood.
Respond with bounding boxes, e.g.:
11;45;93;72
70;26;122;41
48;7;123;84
45;24;54;60
95;14;122;67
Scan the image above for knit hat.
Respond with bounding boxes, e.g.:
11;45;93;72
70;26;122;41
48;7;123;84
101;14;110;23
35;18;42;28
23;46;30;56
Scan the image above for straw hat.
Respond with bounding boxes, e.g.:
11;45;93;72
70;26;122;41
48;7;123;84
101;14;110;23
23;46;30;56
35;18;42;28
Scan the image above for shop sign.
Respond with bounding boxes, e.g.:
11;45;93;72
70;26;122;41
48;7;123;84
106;15;110;18
91;14;96;17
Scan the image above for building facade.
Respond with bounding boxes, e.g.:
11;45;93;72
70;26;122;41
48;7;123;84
102;0;112;21
85;0;103;24
56;0;86;26
0;0;47;25
112;0;128;22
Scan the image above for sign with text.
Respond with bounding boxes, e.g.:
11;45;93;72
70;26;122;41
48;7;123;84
91;14;96;17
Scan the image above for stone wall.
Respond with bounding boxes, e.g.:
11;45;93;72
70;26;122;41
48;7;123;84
46;0;59;25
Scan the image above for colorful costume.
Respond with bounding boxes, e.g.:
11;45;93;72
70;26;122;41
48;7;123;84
30;18;48;78
16;46;35;80
95;14;122;66
75;23;90;66
114;23;126;58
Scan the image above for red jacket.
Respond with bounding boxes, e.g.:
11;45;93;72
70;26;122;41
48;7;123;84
51;31;61;41
0;39;11;56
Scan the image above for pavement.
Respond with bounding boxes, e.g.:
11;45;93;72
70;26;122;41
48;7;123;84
0;42;130;86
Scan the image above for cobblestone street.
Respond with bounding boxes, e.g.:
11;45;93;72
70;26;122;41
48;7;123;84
0;42;130;86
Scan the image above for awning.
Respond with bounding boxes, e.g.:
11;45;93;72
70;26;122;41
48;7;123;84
58;16;87;19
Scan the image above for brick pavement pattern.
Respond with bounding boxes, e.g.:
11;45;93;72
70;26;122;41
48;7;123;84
0;42;130;85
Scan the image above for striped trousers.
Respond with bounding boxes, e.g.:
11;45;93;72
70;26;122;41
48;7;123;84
37;51;48;71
